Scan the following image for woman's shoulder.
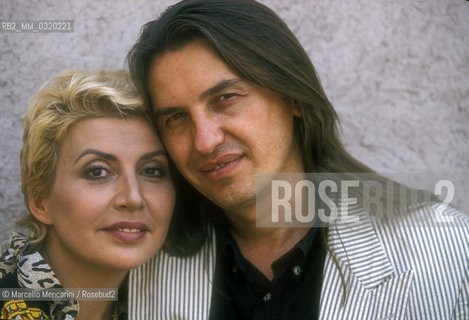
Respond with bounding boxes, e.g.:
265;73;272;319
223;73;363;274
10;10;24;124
0;234;22;284
0;233;74;319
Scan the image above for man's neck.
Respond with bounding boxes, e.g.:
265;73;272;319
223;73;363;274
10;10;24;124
225;207;309;280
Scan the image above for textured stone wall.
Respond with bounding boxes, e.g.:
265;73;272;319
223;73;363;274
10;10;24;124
1;0;468;242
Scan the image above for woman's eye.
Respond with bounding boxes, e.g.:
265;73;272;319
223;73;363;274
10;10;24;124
142;166;166;178
83;166;111;180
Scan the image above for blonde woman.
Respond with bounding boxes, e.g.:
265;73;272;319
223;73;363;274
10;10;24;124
0;70;175;320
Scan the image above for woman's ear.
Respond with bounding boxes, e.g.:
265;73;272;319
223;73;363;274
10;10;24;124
29;196;53;225
290;99;302;118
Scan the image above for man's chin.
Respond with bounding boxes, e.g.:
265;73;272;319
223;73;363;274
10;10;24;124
209;188;257;212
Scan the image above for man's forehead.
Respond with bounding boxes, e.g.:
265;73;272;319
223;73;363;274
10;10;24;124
148;41;244;107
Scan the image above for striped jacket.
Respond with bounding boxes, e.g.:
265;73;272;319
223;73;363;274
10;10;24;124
128;203;469;319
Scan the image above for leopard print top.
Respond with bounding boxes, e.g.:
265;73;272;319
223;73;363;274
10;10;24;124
0;233;78;319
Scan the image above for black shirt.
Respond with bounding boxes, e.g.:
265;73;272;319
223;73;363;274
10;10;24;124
209;226;327;320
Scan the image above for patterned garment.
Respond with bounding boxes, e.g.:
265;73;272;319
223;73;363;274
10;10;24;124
0;233;78;320
1;300;50;320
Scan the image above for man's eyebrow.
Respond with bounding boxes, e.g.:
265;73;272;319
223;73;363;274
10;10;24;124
199;78;242;100
75;149;116;164
153;78;242;120
154;106;184;120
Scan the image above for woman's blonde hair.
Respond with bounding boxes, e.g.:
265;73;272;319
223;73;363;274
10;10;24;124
19;69;150;244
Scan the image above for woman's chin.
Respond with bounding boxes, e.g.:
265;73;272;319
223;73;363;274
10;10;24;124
97;251;156;272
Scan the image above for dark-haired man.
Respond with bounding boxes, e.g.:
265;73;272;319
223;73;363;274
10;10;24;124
127;1;469;319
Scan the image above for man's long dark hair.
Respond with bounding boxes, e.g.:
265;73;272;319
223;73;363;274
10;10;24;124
127;0;375;256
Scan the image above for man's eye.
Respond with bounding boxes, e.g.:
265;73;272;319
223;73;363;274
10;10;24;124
213;93;240;109
218;93;237;102
165;112;186;127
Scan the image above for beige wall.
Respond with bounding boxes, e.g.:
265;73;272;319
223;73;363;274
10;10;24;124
1;0;468;242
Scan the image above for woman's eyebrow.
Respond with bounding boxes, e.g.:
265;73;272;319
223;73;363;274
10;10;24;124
140;150;167;161
74;149;116;164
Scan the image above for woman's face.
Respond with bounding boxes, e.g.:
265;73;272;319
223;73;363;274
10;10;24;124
33;117;175;271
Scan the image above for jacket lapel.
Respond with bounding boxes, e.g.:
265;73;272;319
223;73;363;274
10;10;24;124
319;203;415;319
128;229;216;320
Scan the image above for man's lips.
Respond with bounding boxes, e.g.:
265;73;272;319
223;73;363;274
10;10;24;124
198;153;243;172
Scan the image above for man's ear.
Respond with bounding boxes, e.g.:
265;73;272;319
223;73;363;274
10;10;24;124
29;196;53;225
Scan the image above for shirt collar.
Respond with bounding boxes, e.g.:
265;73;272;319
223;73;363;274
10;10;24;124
220;226;320;282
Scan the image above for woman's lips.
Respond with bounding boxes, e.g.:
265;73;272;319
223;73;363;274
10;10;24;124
103;221;148;243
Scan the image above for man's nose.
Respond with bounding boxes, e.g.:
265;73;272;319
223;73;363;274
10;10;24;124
113;173;145;211
192;113;224;155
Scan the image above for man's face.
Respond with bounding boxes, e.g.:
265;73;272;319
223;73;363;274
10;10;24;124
148;40;304;214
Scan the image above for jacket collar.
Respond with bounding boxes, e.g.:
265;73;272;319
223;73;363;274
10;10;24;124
319;201;415;319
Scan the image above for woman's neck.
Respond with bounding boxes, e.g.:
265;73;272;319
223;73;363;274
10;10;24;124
43;235;127;320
